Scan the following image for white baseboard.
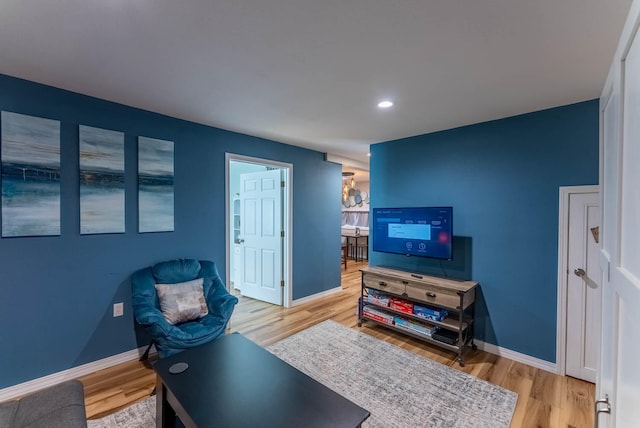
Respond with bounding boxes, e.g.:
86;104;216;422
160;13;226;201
475;339;557;373
0;345;156;402
291;286;343;306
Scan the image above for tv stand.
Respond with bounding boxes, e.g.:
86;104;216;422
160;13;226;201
358;266;478;366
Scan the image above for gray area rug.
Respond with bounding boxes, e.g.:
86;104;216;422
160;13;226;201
87;320;517;427
267;320;517;428
87;396;155;428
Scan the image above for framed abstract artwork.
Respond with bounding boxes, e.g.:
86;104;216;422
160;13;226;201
138;136;174;233
1;111;61;237
79;125;125;234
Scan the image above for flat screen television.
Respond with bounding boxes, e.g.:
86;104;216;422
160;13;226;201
372;207;453;260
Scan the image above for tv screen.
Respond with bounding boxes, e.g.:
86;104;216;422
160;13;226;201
372;207;453;260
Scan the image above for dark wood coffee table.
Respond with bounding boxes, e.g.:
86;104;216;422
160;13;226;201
154;333;370;428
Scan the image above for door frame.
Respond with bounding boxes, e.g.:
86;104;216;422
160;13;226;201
556;184;599;376
225;153;293;308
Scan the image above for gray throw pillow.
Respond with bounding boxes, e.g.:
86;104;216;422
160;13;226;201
155;277;209;324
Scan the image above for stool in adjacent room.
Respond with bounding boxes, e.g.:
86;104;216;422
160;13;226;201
355;236;368;261
341;244;348;269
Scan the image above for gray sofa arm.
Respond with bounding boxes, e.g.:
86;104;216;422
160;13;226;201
0;380;87;428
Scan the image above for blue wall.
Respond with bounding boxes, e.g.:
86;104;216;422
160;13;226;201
370;100;599;362
0;74;342;388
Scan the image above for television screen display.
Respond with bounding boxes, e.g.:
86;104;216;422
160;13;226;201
372;207;453;260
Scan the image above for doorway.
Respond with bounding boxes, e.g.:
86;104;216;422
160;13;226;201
556;185;601;382
225;153;293;308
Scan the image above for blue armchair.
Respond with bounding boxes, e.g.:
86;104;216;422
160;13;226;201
131;258;238;358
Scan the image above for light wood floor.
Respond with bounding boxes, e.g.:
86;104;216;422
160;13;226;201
79;260;595;427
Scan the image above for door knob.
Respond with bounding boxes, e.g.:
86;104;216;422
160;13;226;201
574;268;586;277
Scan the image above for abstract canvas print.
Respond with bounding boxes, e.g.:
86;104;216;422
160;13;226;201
79;125;125;234
138;136;174;233
1;111;61;237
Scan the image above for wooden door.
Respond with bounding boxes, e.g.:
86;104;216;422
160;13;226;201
566;191;601;383
239;169;283;306
597;2;640;425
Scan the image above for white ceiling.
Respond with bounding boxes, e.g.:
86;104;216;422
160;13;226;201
0;0;632;167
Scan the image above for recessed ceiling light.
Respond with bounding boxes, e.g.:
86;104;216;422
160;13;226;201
377;100;394;109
